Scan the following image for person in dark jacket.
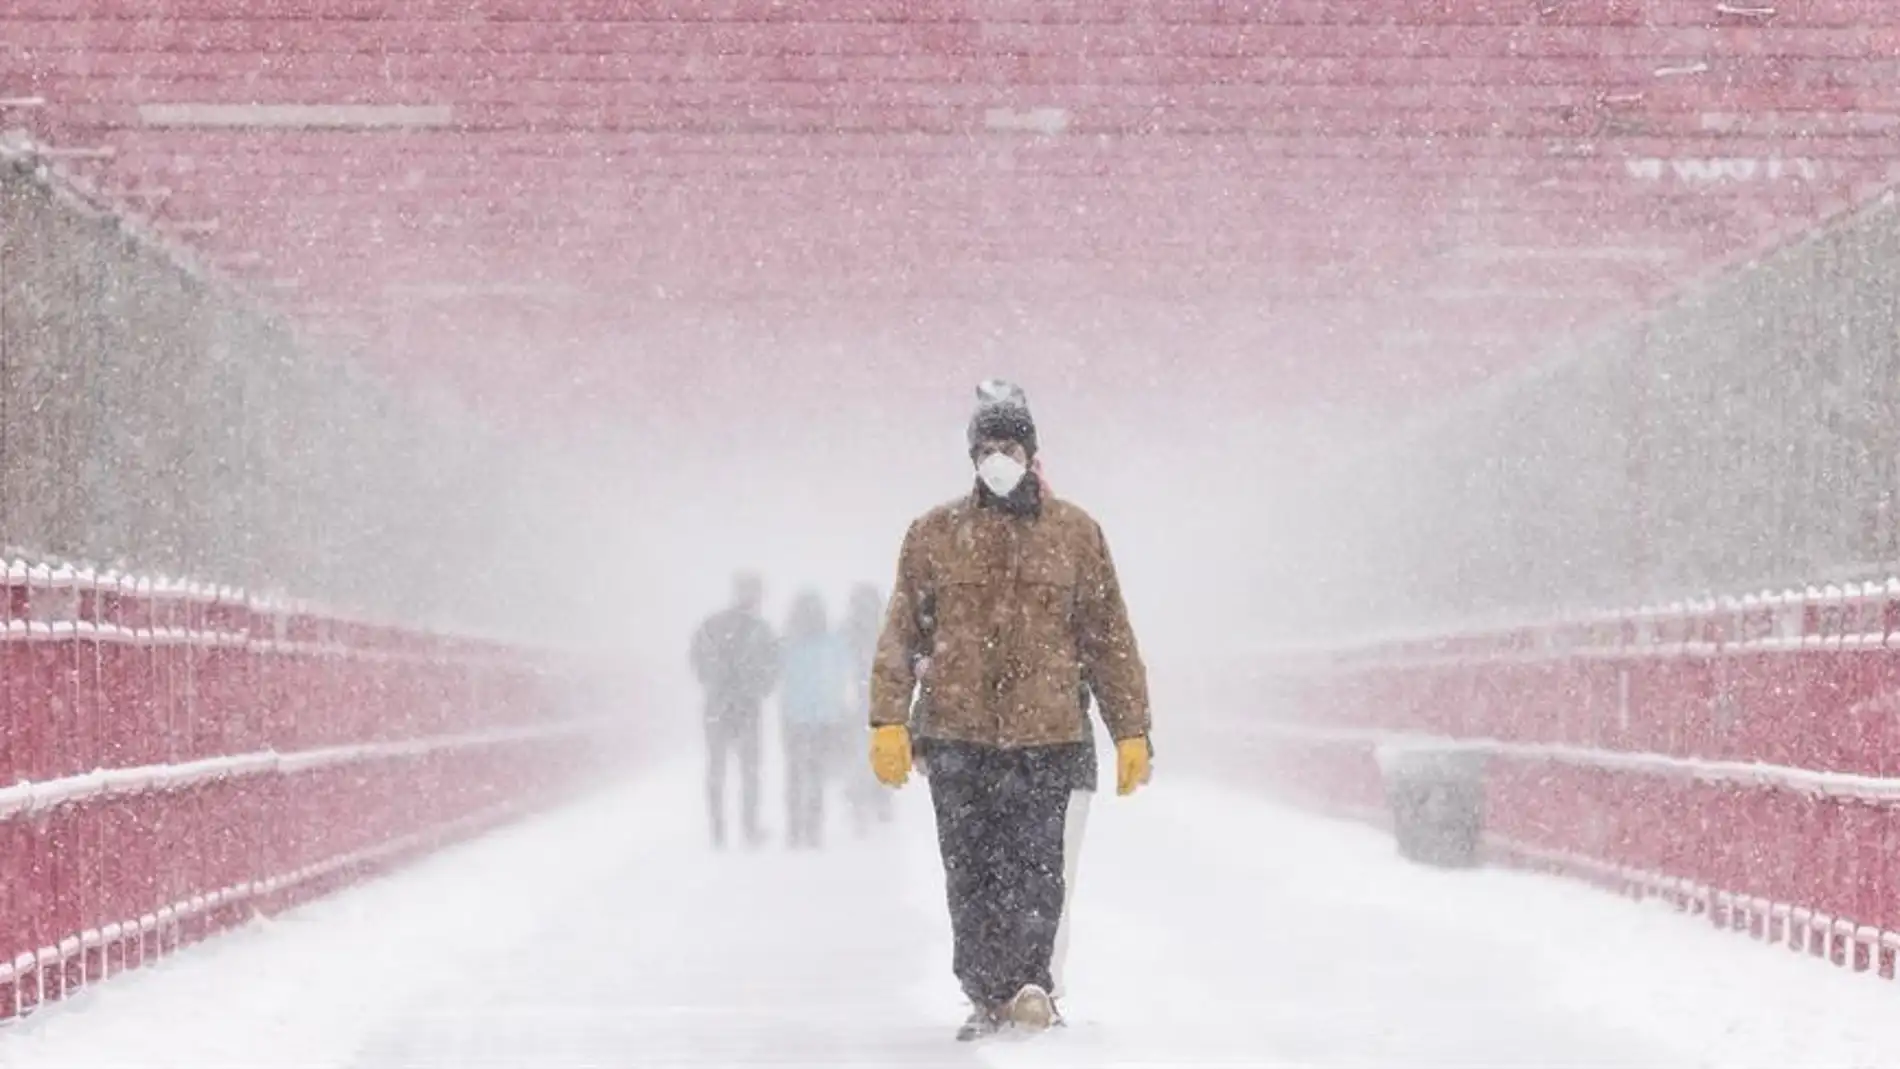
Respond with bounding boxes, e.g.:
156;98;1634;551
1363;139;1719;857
778;589;849;848
690;571;779;849
867;379;1154;1041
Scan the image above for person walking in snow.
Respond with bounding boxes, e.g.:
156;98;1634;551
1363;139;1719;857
866;379;1153;1041
778;588;849;848
689;571;779;849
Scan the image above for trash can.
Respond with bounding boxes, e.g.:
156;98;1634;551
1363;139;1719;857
1376;744;1488;869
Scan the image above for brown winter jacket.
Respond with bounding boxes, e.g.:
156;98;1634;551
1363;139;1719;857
869;490;1150;748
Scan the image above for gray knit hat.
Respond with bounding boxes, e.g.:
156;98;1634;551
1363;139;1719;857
966;378;1037;459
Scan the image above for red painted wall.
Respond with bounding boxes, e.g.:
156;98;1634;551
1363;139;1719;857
0;562;612;1019
1256;582;1900;975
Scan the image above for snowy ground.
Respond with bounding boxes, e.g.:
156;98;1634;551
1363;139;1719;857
5;761;1900;1069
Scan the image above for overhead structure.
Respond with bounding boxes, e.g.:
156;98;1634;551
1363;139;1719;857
3;1;1896;419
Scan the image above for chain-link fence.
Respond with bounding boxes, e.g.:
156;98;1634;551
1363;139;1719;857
0;157;566;634
1316;192;1900;632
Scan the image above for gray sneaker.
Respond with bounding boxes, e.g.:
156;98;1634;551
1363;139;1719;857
1005;984;1055;1031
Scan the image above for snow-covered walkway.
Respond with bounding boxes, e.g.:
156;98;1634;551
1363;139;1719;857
5;761;1900;1068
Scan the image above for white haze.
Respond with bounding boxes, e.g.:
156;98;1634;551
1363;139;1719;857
508;368;1402;743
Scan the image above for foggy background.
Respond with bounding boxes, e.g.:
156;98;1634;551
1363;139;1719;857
5;1;1898;798
14;6;1900;1066
540;352;1396;747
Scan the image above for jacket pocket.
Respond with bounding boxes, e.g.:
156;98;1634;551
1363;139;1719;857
1016;549;1078;632
923;567;987;724
1017;544;1077;590
932;563;989;649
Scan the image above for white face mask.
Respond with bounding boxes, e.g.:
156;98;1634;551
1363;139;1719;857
977;452;1027;497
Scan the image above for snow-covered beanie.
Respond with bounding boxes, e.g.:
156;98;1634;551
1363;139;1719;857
966;378;1038;460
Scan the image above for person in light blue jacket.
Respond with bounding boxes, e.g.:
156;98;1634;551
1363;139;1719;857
779;589;850;848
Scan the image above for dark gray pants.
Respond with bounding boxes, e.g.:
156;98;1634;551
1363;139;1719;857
704;705;761;845
925;742;1083;1007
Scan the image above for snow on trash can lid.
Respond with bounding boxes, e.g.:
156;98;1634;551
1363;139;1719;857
1375;740;1487;780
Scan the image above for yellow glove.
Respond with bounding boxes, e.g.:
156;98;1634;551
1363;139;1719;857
870;725;912;788
1116;736;1152;796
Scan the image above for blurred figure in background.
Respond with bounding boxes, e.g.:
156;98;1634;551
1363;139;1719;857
841;582;894;834
690;571;779;849
779;588;849;849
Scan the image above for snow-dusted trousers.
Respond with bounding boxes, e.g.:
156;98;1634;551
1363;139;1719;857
925;741;1090;1008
